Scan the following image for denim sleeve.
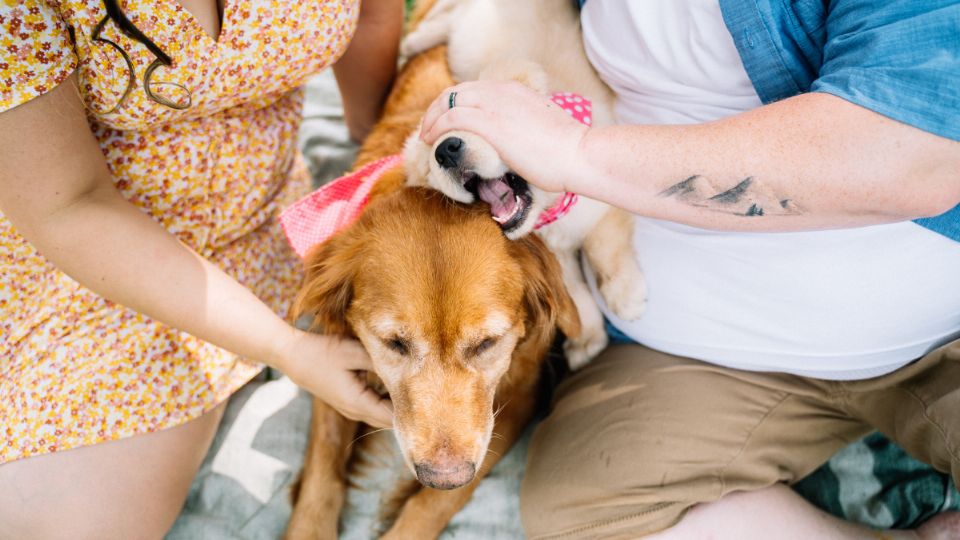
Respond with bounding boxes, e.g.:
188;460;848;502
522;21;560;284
810;1;960;141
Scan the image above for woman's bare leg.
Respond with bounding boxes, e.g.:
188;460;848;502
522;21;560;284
648;484;960;540
0;402;225;540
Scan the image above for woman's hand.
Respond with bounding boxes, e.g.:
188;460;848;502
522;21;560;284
277;329;394;429
0;78;392;430
419;80;590;193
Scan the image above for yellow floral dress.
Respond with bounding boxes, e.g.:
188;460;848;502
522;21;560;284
0;0;359;463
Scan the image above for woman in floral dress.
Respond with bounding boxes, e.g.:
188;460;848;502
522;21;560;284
0;0;401;536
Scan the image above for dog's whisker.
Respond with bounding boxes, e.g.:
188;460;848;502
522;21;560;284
348;426;394;448
492;399;511;419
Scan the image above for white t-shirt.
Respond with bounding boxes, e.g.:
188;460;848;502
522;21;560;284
580;0;960;379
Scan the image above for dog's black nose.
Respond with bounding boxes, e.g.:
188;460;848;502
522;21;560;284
414;459;476;490
435;137;464;169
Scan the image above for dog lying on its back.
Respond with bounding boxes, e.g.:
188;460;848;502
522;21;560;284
403;0;648;369
284;46;580;540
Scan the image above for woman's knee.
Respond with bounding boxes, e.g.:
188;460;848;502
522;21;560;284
0;456;191;540
0;403;225;539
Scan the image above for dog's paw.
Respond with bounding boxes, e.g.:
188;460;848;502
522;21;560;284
564;328;608;371
400;0;456;58
379;529;403;540
400;28;442;58
600;271;647;321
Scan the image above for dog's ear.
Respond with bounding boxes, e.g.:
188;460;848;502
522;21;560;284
402;130;432;187
291;231;362;337
515;236;581;341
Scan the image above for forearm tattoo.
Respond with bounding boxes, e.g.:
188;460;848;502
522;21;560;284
659;176;802;217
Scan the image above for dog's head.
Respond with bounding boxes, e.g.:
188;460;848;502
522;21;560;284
404;131;565;241
293;185;579;490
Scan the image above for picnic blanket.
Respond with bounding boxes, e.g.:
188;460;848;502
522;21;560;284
167;373;958;539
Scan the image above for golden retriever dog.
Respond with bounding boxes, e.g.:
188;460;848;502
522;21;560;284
283;44;580;540
402;0;648;370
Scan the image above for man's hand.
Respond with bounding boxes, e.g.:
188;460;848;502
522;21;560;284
420;80;590;194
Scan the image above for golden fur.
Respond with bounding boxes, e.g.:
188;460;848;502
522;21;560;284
284;19;579;540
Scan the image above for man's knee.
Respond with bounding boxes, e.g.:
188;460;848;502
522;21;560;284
519;411;701;539
517;359;727;538
517;344;812;538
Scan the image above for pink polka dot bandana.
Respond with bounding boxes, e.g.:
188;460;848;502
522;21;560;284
550;91;593;125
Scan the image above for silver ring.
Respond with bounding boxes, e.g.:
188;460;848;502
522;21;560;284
448;91;457;109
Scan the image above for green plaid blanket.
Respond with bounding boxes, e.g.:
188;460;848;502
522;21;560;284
795;431;959;529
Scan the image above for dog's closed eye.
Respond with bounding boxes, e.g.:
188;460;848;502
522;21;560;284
384;336;411;356
468;336;499;357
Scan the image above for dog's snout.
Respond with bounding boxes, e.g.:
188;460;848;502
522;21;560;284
414;457;476;490
435;137;464;169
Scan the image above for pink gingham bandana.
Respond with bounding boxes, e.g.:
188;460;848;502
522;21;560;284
280;93;593;258
279;154;402;258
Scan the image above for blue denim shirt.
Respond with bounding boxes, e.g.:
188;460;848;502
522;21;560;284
578;0;960;241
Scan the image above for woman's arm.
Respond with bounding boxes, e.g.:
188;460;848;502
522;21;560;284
421;81;960;232
333;0;404;142
0;76;392;427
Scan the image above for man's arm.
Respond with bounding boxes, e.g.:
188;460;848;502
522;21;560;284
576;92;960;231
422;83;960;232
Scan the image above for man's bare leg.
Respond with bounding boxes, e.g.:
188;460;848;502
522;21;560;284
649;484;960;540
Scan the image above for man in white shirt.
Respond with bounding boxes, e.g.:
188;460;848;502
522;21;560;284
419;0;960;538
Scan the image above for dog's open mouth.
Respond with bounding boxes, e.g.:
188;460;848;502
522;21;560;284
463;173;533;233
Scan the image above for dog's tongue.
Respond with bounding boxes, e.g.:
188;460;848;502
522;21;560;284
477;178;517;223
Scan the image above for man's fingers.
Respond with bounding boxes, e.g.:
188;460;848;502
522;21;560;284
422;107;495;146
421;84;464;142
419;81;496;143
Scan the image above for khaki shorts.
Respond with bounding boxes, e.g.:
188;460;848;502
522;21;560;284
520;339;960;539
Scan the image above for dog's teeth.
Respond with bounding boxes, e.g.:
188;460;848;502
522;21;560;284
490;195;524;226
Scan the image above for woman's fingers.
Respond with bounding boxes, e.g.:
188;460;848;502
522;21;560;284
349;386;394;429
334;337;375;370
283;332;395;428
328;339;395;428
335;370;394;428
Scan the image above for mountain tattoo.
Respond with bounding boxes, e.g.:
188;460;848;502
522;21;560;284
659;176;802;217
